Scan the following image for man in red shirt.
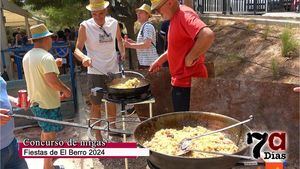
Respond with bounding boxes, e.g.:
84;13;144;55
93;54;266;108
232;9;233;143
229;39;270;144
149;0;214;111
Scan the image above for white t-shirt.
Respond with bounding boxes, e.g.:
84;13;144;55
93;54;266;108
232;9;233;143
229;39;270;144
81;17;119;75
136;22;159;66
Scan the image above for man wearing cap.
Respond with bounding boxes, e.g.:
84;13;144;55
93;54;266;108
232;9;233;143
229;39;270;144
23;24;71;169
149;0;215;112
124;4;159;69
74;0;125;139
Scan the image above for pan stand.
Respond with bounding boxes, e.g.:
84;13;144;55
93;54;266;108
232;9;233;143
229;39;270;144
102;97;155;169
119;102;129;169
102;97;155;119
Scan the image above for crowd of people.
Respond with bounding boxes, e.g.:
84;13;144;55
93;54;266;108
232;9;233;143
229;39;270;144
51;28;77;43
9;27;78;47
10;27;28;47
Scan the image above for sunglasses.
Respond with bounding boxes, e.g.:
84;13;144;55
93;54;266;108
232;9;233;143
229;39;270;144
99;26;110;37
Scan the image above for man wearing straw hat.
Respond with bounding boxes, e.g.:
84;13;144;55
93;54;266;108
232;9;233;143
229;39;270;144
124;4;159;69
149;0;215;112
74;0;125;140
23;24;71;169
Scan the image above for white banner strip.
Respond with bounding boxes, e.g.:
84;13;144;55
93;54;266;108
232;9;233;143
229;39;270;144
22;148;150;157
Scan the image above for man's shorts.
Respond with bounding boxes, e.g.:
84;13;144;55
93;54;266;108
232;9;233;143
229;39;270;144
30;105;64;132
88;74;108;105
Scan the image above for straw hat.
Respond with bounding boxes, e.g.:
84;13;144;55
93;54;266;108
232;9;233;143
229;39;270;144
136;4;152;17
29;24;53;40
150;0;168;10
86;0;109;11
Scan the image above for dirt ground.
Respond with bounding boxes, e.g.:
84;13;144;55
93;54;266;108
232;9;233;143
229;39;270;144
206;20;300;84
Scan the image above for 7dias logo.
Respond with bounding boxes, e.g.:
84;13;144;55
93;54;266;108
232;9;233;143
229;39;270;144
247;131;287;160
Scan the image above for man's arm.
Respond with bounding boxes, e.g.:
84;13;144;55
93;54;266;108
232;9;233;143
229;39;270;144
55;58;63;67
0;108;11;125
124;39;152;49
185;27;215;67
149;50;168;73
8;96;18;107
74;25;91;67
44;73;71;99
124;24;154;50
116;24;126;60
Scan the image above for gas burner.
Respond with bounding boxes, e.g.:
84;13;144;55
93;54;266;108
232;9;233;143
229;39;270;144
147;160;160;169
104;90;152;104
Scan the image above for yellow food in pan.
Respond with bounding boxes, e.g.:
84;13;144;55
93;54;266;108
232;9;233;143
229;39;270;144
110;78;140;89
143;126;238;158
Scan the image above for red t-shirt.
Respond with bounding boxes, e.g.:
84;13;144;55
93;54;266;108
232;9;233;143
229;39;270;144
168;5;208;87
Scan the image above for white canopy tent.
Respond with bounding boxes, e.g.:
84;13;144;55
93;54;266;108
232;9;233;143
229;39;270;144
0;0;43;79
4;10;43;27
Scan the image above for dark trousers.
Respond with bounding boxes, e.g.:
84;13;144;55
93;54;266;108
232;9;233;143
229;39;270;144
171;86;191;112
1;139;28;169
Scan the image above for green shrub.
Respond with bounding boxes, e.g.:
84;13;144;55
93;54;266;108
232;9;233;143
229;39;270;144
271;58;280;79
280;28;299;57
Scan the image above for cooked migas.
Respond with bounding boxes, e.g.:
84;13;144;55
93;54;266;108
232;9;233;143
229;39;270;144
144;126;238;158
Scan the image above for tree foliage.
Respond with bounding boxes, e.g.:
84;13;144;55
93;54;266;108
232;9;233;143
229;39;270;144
42;4;90;30
108;0;151;36
13;0;151;35
24;0;88;10
13;0;153;68
9;0;24;7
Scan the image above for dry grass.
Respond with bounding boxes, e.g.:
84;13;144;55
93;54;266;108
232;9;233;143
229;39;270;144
207;20;299;84
280;28;299;58
271;58;280;80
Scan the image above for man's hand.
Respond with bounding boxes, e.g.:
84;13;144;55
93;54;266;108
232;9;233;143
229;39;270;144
0;109;12;125
149;60;162;73
120;53;126;61
185;55;197;67
55;58;63;67
8;96;18;107
9;96;29;111
60;88;72;100
126;38;135;43
294;87;300;93
185;27;214;67
124;41;132;48
82;57;92;67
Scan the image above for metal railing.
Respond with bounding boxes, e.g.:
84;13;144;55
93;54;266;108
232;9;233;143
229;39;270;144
195;0;295;14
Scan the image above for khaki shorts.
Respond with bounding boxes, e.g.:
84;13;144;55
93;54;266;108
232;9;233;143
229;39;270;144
88;74;108;105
